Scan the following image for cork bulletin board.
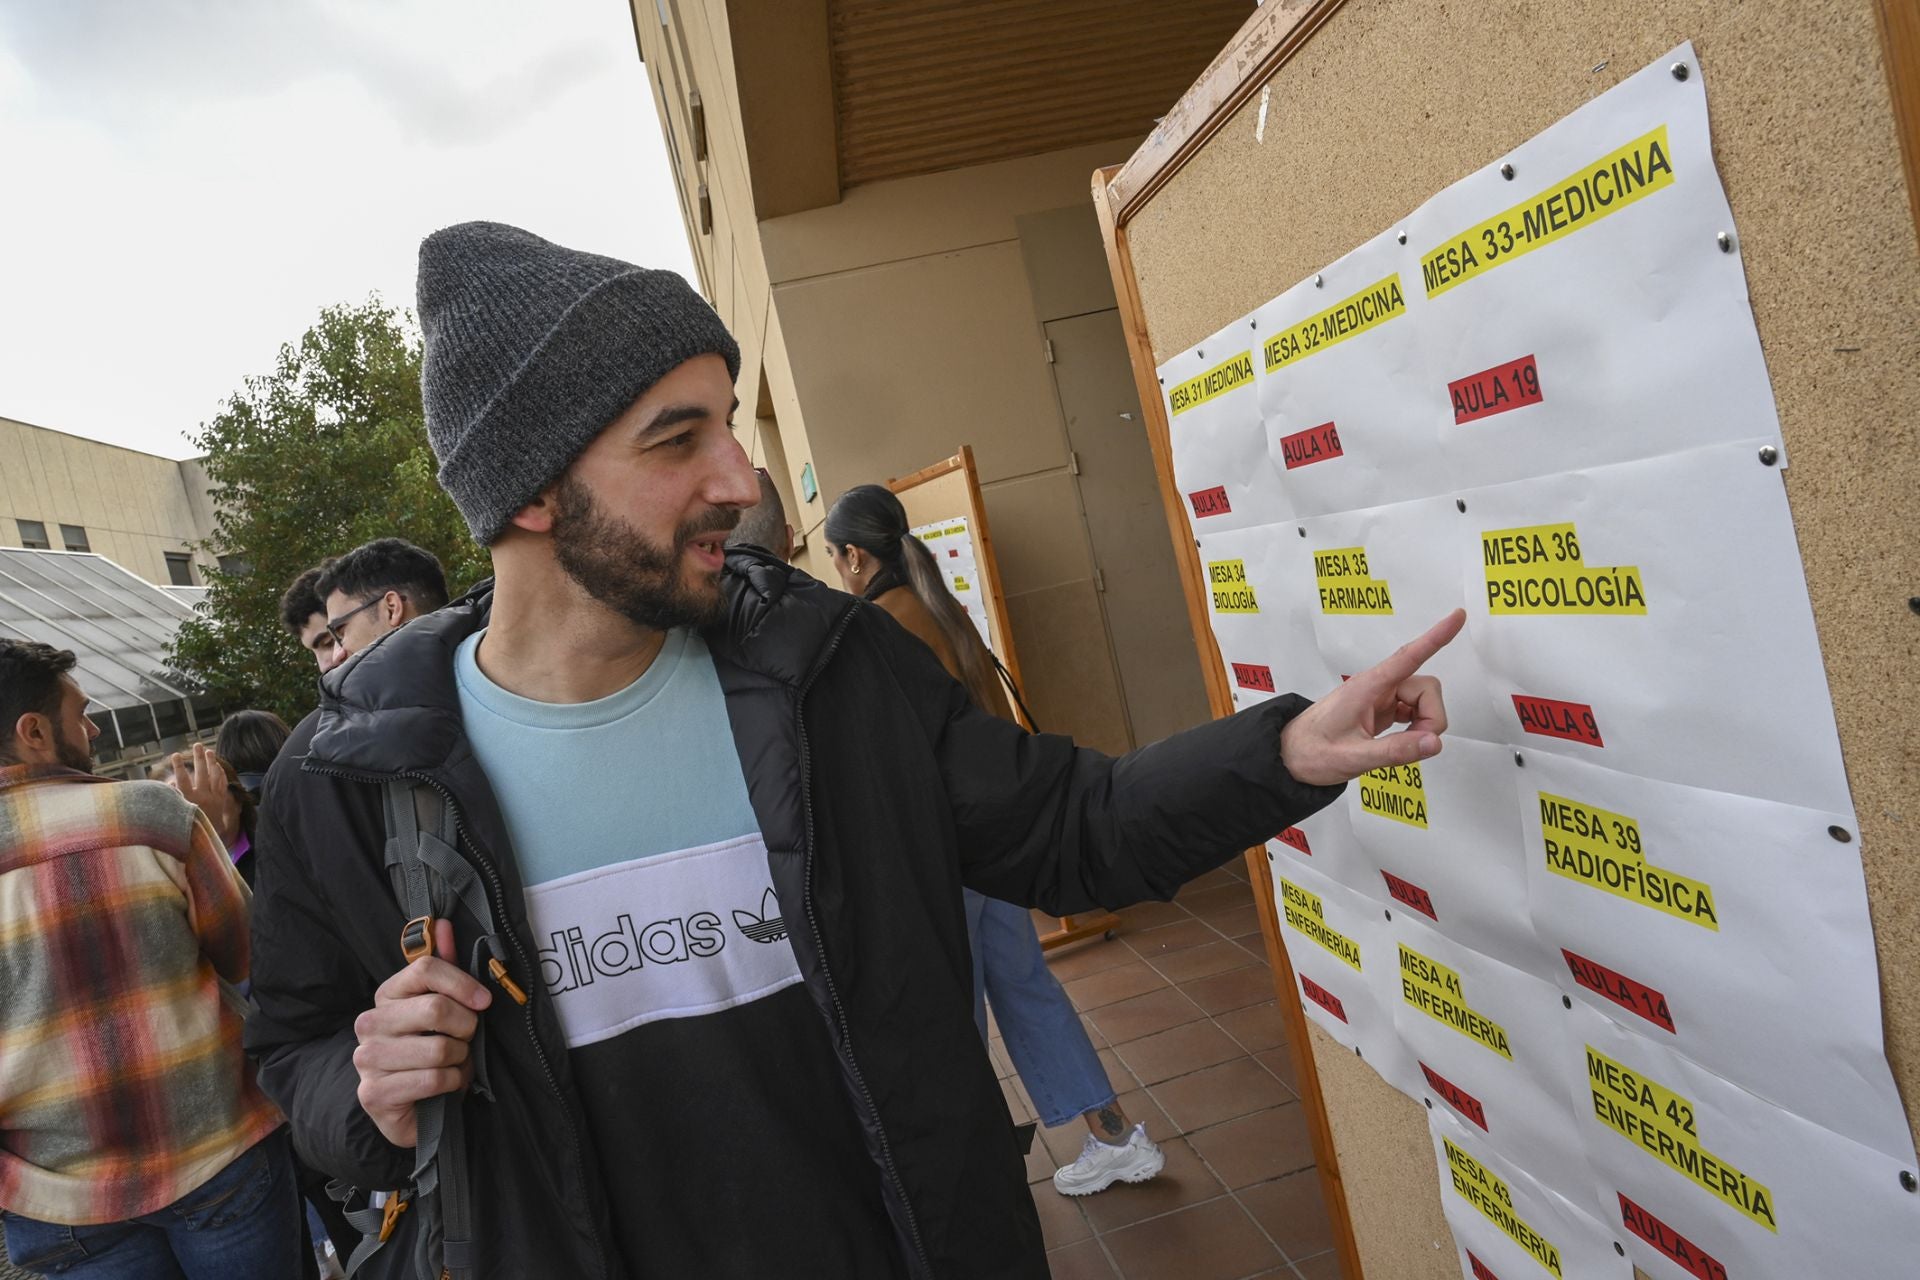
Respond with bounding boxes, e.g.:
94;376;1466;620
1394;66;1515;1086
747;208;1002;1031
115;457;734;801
1095;2;1920;1277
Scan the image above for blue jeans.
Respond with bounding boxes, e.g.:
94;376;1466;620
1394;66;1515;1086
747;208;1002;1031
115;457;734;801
3;1129;302;1279
966;890;1116;1127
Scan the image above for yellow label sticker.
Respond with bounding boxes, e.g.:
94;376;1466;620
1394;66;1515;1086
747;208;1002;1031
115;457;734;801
1483;522;1647;616
1443;1138;1564;1276
1167;350;1256;416
1314;546;1394;616
1422;126;1677;298
1586;1046;1778;1232
1279;878;1362;971
1359;762;1428;828
1263;276;1407;372
1539;792;1718;930
1208;559;1261;614
1400;945;1512;1059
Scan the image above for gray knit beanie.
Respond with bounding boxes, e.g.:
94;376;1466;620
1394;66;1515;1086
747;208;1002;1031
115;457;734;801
416;221;741;543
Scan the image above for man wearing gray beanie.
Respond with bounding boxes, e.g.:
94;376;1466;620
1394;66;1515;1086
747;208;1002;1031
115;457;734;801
244;222;1463;1279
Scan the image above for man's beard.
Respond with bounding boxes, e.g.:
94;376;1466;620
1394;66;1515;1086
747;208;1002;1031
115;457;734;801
54;724;93;773
550;474;738;632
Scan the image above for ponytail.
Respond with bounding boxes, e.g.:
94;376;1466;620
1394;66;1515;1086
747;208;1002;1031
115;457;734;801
826;485;1002;714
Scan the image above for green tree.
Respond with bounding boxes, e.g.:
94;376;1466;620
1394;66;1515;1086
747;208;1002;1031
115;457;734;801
170;298;489;725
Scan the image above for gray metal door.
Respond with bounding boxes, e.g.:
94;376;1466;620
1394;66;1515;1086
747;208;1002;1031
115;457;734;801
1044;309;1212;747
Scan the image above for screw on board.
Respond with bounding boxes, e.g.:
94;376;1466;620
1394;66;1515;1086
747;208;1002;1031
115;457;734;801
1829;825;1853;843
1297;527;1306;538
1424;1097;1433;1109
1758;445;1779;466
1562;995;1573;1009
1500;162;1516;180
1718;231;1735;253
1614;1242;1626;1257
1355;1046;1363;1058
1314;274;1324;288
1198;348;1205;359
1456;499;1467;513
1250;318;1258;329
1671;61;1690;81
1514;752;1525;767
1384;909;1392;921
1397;230;1407;244
1902;1170;1918;1192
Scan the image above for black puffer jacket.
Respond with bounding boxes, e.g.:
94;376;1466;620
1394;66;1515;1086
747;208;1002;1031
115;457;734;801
244;551;1343;1279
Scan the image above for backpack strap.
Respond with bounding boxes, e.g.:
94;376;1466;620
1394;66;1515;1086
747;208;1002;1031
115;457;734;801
378;778;489;1280
990;650;1041;733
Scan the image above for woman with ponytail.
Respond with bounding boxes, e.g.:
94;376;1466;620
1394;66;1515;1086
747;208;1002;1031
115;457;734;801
825;485;1165;1196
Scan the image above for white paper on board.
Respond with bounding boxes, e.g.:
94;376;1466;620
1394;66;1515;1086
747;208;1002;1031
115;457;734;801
1428;1108;1632;1280
1389;913;1597;1208
1269;858;1419;1098
1195;519;1341;709
1404;41;1783;493
1458;439;1852;814
1340;736;1544;977
1567;1003;1920;1280
909;516;993;651
1518;749;1908;1159
1157;316;1287;534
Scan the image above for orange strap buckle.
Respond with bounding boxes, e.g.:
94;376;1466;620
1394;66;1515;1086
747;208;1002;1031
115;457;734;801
400;915;434;963
379;1194;409;1242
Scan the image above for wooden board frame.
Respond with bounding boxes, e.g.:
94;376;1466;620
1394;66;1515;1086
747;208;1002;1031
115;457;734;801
1093;4;1920;1279
890;446;1120;952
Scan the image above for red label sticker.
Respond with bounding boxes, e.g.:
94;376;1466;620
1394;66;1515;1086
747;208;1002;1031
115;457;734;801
1276;827;1311;856
1449;354;1544;424
1300;975;1348;1022
1467;1251;1503;1280
1511;694;1604;746
947;549;959;558
1381;870;1438;920
1420;1062;1488;1131
1619;1194;1730;1280
1564;950;1676;1032
1280;421;1344;469
1232;662;1276;692
1189;486;1231;518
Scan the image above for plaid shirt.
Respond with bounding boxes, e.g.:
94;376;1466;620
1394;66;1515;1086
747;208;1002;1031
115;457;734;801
0;764;282;1225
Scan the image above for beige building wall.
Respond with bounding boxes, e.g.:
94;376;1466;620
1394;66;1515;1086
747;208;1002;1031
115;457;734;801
0;416;219;586
635;1;1187;754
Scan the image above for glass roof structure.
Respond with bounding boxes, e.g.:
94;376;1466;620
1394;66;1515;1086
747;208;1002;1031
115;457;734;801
0;548;219;750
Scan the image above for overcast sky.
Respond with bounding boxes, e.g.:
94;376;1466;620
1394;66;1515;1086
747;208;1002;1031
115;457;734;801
0;0;696;459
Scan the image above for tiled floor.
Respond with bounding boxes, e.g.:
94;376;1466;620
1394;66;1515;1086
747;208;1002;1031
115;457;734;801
995;859;1340;1280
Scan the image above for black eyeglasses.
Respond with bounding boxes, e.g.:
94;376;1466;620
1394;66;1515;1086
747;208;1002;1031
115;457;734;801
325;595;385;645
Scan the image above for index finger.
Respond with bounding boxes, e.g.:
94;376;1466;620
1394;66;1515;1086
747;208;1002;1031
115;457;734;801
1353;609;1465;694
377;955;491;1012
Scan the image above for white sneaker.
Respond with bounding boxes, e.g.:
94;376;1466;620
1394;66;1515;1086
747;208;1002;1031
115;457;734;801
1051;1124;1165;1196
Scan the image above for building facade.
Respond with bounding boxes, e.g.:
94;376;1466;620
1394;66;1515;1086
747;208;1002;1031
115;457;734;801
632;0;1255;754
0;415;220;590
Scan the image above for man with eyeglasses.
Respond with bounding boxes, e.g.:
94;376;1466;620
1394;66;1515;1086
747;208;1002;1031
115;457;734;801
314;538;450;661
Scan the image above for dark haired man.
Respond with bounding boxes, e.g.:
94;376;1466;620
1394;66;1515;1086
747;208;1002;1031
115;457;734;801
0;639;299;1278
314;537;450;661
279;563;343;674
246;222;1462;1279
